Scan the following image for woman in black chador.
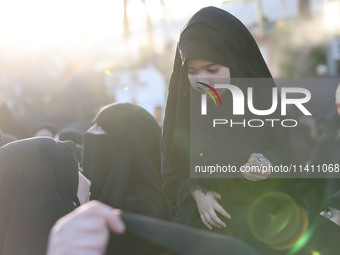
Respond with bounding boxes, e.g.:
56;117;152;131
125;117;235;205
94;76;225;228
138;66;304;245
82;103;168;255
0;137;89;255
82;103;168;220
161;6;297;252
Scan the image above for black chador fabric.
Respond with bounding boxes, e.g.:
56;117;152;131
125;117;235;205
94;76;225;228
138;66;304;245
0;137;80;255
297;131;340;221
297;216;339;255
161;6;297;245
308;130;340;166
295;191;340;255
119;211;258;255
82;103;168;220
322;109;340;138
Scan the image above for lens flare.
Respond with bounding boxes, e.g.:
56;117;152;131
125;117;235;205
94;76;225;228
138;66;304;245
248;192;308;250
288;228;314;254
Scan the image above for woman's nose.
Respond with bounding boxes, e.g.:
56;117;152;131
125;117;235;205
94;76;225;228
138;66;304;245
196;78;211;88
87;178;92;187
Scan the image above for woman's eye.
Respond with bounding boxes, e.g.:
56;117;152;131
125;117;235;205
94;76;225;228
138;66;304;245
208;68;219;73
187;70;197;75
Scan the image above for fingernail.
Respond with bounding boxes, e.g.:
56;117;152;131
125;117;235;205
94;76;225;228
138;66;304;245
117;220;126;232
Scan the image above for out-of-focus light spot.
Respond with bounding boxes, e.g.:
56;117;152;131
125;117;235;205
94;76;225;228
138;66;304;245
312;251;320;255
124;86;129;91
324;1;340;32
288;229;313;254
249;192;308;251
104;69;111;76
276;20;286;28
200;153;203;156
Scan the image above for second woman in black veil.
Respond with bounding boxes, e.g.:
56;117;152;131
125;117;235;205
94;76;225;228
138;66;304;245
82;103;168;254
82;102;168;220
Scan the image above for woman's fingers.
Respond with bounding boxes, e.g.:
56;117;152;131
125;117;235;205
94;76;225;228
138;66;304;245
209;209;226;228
200;214;212;230
47;201;126;255
204;212;220;228
241;163;270;181
214;203;231;220
241;153;272;181
93;205;125;234
194;190;230;230
212;192;221;200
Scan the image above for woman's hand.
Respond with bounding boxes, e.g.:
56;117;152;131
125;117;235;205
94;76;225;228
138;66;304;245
240;153;271;181
47;201;125;255
192;189;231;230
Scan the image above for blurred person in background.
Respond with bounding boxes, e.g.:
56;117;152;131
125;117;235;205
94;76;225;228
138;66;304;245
0;92;33;139
34;121;60;138
321;84;340;138
55;127;84;146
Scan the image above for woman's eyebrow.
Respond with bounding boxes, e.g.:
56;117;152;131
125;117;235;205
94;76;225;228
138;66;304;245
187;63;217;69
205;63;218;67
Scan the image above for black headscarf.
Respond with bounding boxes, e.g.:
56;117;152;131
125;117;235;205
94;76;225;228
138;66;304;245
82;103;168;220
162;6;297;219
0;137;80;255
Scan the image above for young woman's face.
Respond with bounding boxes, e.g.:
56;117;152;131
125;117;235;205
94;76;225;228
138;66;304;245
186;59;231;98
77;172;91;205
